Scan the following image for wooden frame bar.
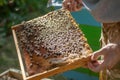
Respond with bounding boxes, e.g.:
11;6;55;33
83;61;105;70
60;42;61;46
12;26;26;80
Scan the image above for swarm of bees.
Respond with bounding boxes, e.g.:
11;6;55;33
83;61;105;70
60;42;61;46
15;9;92;75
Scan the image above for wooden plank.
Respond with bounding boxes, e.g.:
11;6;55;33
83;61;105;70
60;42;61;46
0;69;10;78
0;69;22;80
26;56;90;80
12;29;27;80
9;69;23;80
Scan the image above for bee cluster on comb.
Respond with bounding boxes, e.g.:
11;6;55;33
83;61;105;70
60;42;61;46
15;9;92;76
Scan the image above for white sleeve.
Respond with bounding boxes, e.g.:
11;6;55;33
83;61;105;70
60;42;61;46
82;0;120;23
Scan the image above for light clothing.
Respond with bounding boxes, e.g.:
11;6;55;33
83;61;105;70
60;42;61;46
100;22;120;80
82;0;120;23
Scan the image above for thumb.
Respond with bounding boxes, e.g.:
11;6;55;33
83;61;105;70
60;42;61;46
91;48;105;61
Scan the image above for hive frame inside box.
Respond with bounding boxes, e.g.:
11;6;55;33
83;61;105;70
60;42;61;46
12;23;91;80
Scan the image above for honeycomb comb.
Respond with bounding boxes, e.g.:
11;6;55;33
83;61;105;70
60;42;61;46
12;8;92;80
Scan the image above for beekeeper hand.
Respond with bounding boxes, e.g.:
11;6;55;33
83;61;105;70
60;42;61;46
62;0;83;12
88;43;120;72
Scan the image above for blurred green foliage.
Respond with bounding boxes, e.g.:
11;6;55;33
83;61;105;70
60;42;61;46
0;0;54;37
0;0;54;73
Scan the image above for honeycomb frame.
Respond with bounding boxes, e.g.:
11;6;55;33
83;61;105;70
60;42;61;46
12;9;92;80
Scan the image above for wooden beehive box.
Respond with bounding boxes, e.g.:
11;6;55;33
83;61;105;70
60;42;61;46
0;69;22;80
12;9;92;80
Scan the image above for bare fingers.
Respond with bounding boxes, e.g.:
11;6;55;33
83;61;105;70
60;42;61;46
62;0;83;12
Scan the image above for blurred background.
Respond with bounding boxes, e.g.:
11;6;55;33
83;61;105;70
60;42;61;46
0;0;101;80
0;0;54;73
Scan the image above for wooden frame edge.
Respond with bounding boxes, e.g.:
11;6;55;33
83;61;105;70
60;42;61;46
12;28;26;80
26;57;90;80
